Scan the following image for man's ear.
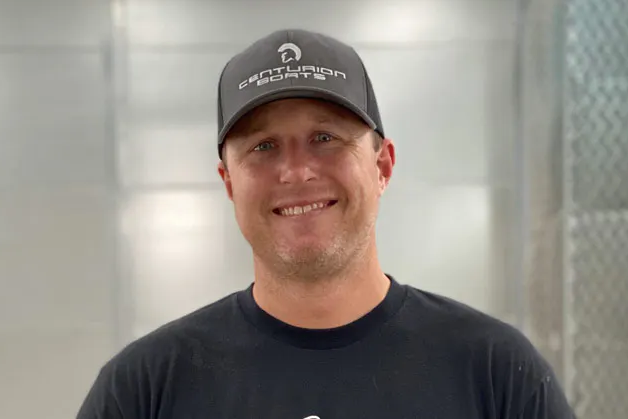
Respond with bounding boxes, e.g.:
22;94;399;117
377;138;395;195
217;160;234;201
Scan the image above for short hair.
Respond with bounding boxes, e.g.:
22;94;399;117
371;130;384;151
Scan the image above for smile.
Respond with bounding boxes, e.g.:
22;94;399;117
273;200;337;217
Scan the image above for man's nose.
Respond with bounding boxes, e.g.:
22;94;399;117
277;146;317;184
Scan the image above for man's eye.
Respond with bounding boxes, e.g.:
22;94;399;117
315;133;334;143
253;141;274;152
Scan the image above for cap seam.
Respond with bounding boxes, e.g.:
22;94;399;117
287;30;296;89
355;47;369;111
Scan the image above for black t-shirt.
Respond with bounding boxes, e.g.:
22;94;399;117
77;277;574;418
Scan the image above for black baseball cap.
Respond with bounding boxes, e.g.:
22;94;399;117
216;28;385;159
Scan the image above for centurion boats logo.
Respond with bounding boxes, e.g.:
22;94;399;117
238;42;347;90
278;42;302;63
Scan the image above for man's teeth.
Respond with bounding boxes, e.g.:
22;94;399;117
280;202;328;216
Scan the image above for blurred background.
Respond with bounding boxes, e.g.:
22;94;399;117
0;0;626;418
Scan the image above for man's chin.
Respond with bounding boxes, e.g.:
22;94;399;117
271;245;347;281
276;247;328;266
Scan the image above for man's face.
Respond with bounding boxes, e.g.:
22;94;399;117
218;98;395;280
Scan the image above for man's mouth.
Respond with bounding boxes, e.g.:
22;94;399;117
272;200;338;217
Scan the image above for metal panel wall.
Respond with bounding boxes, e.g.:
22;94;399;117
519;0;628;416
0;1;117;419
564;0;628;417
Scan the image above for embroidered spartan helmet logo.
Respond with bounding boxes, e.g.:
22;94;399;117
278;43;302;64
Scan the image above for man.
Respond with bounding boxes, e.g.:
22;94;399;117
78;29;574;418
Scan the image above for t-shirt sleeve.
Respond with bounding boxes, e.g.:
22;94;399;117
76;365;126;419
517;373;576;419
76;348;150;419
479;320;576;419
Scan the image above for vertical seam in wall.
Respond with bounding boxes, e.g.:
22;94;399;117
513;0;530;333
102;0;120;350
558;0;575;404
104;0;130;350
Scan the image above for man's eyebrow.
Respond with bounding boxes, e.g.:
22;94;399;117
314;113;366;138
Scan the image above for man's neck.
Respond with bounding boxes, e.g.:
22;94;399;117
251;248;390;329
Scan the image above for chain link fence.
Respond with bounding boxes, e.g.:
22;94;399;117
565;0;628;417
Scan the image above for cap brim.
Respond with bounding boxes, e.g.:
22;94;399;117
218;86;378;145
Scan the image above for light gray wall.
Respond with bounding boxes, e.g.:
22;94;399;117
518;0;566;390
0;1;117;419
0;1;544;418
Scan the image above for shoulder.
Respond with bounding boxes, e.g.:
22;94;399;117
401;285;534;347
401;285;529;345
77;290;245;417
400;284;558;411
113;290;242;368
92;290;243;390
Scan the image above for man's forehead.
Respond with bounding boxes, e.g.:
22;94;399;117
230;99;362;137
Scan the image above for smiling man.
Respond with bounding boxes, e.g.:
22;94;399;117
77;29;574;419
217;97;393;330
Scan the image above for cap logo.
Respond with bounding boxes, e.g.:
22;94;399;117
278;43;302;63
237;42;347;91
